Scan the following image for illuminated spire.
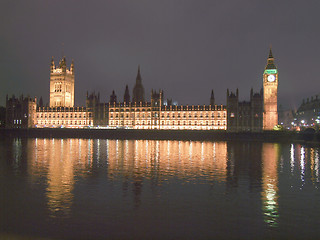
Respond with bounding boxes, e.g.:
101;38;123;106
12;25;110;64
268;47;274;59
265;47;277;70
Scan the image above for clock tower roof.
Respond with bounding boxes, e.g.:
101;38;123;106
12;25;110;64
265;48;277;70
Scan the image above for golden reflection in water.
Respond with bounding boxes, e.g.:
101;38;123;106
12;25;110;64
107;140;227;183
27;138;93;217
261;143;280;227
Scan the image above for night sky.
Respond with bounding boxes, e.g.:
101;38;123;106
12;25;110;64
1;0;320;110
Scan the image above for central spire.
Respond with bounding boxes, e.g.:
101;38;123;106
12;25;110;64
132;65;145;103
136;65;142;84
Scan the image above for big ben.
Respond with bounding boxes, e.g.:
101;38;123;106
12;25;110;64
263;48;278;130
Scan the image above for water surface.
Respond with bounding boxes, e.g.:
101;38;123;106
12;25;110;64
1;138;319;239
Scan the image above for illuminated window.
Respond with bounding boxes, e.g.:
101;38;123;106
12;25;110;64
230;113;235;117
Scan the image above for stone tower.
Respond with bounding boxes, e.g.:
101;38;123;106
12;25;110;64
263;48;278;130
49;57;75;107
132;65;145;103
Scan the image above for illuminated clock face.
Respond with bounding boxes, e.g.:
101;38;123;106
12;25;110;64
268;75;275;82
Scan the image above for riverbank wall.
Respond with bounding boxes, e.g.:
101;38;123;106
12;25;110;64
1;128;318;143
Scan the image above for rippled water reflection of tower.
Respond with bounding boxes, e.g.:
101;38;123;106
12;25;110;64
261;143;280;227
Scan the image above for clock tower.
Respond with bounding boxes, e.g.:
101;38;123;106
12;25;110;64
263;48;278;130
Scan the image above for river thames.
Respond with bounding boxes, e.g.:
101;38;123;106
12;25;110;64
1;137;320;239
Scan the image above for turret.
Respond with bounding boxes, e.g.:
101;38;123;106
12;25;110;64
59;56;67;72
110;90;117;104
70;59;74;75
50;57;55;73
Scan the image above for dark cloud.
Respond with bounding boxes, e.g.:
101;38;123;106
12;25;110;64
1;0;320;109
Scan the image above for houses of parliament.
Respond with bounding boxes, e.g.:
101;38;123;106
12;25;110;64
5;49;278;132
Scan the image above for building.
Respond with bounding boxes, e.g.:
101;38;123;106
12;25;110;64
226;88;263;132
263;49;278;130
109;89;227;130
5;95;37;128
50;57;75;107
278;105;295;130
35;57;93;128
294;95;320;128
226;48;279;132
5;49;278;131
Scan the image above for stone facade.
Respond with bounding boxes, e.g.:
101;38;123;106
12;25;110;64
263;49;278;130
6;95;37;128
226;89;263;132
50;57;74;107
